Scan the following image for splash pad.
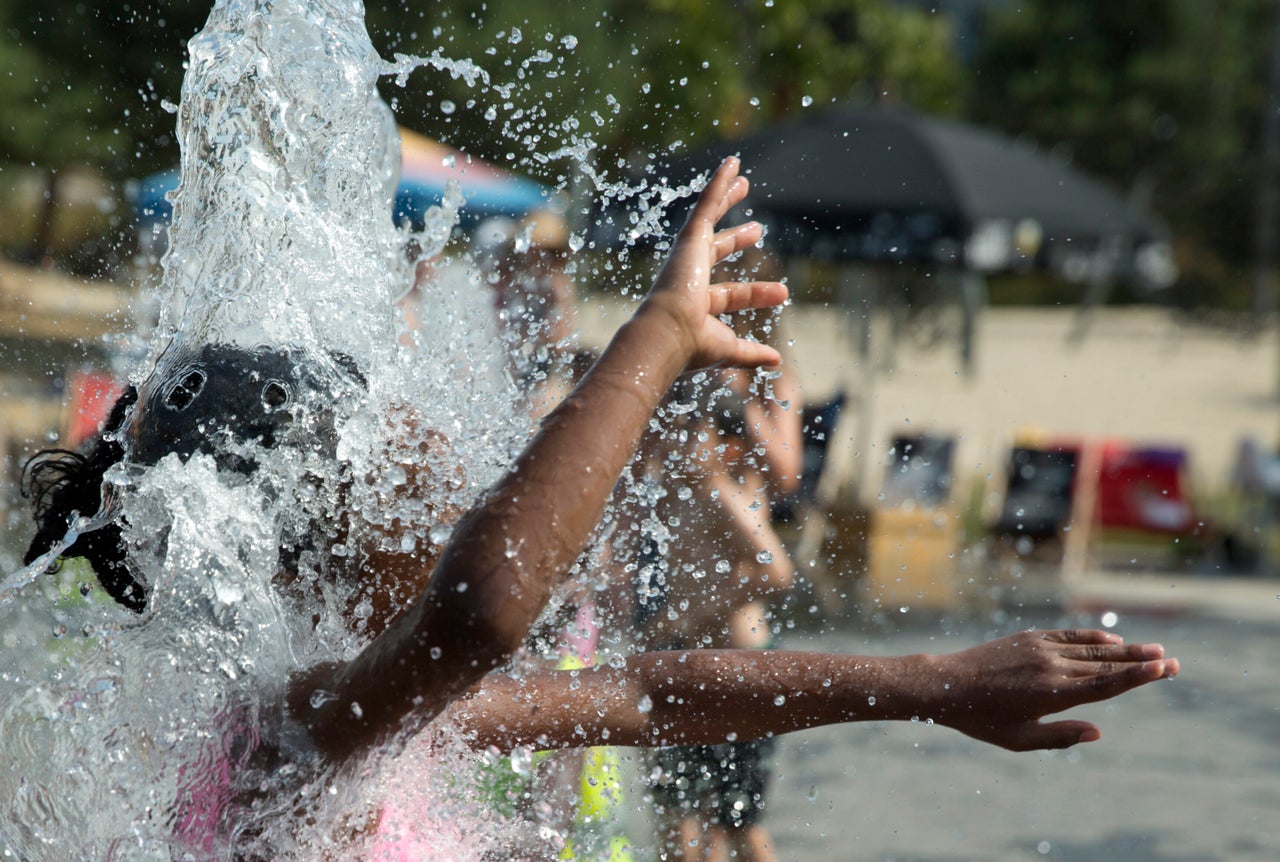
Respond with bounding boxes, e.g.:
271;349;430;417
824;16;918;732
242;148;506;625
0;0;609;857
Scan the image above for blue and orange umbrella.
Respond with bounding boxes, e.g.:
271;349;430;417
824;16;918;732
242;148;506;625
133;127;549;232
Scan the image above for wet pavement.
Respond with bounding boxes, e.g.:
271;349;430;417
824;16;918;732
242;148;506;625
762;577;1279;862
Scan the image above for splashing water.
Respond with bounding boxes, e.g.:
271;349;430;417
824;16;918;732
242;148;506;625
0;0;761;857
0;0;555;858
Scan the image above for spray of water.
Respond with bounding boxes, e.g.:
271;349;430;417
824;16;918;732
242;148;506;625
0;0;541;857
0;0;753;857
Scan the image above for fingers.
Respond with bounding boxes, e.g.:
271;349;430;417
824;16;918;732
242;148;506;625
712;222;764;262
1043;631;1177;685
1064;657;1174;708
1005;719;1102;752
722;175;750;219
723;340;784;369
684;157;748;237
698;282;787;369
708;281;789;317
1058;641;1165;665
1039;628;1125;646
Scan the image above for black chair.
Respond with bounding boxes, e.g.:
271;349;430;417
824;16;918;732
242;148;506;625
881;434;955;508
772;392;846;523
994;446;1078;539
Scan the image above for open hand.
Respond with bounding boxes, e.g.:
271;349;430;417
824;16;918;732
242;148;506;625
641;157;789;371
929;629;1179;751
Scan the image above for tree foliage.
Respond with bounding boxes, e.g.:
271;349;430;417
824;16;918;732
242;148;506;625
0;0;208;174
7;0;1277;310
366;0;960;184
0;0;960;180
970;0;1277;310
0;0;960;271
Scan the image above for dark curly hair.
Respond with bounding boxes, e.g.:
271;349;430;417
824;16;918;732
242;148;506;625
22;345;367;613
22;386;146;611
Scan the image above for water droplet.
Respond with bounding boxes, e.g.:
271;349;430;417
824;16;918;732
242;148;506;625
440;99;456;115
560;35;578;50
350;701;363;719
756;550;773;564
899;605;910;614
637;694;653;714
867;696;876;707
807;785;818;801
509;746;533;776
801;95;813;107
715;560;732;574
309;689;338;709
1037;841;1051;855
429;646;442;660
773;694;786;706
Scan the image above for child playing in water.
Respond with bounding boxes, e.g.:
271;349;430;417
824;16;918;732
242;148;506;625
25;159;1178;853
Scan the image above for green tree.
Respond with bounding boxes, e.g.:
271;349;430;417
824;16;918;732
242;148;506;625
0;0;962;261
367;0;961;184
0;0;206;265
0;0;208;169
970;0;1276;311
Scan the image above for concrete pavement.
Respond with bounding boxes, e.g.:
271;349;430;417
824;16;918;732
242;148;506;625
764;599;1278;862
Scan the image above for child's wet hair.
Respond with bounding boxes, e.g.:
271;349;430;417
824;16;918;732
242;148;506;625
23;345;365;612
23;387;146;611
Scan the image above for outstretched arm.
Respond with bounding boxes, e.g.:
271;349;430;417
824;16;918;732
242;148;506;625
292;158;788;760
451;629;1179;753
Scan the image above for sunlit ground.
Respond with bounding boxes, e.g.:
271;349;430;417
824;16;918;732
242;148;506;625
767;608;1276;862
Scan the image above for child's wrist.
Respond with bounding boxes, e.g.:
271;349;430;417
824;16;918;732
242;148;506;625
629;294;696;368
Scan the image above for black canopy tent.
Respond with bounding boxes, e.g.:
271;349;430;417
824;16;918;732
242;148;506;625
591;106;1173;287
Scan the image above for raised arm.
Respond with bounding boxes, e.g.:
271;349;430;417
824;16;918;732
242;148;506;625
452;629;1179;753
292;158;789;759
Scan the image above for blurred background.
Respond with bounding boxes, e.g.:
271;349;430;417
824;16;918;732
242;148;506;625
1;2;1277;859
